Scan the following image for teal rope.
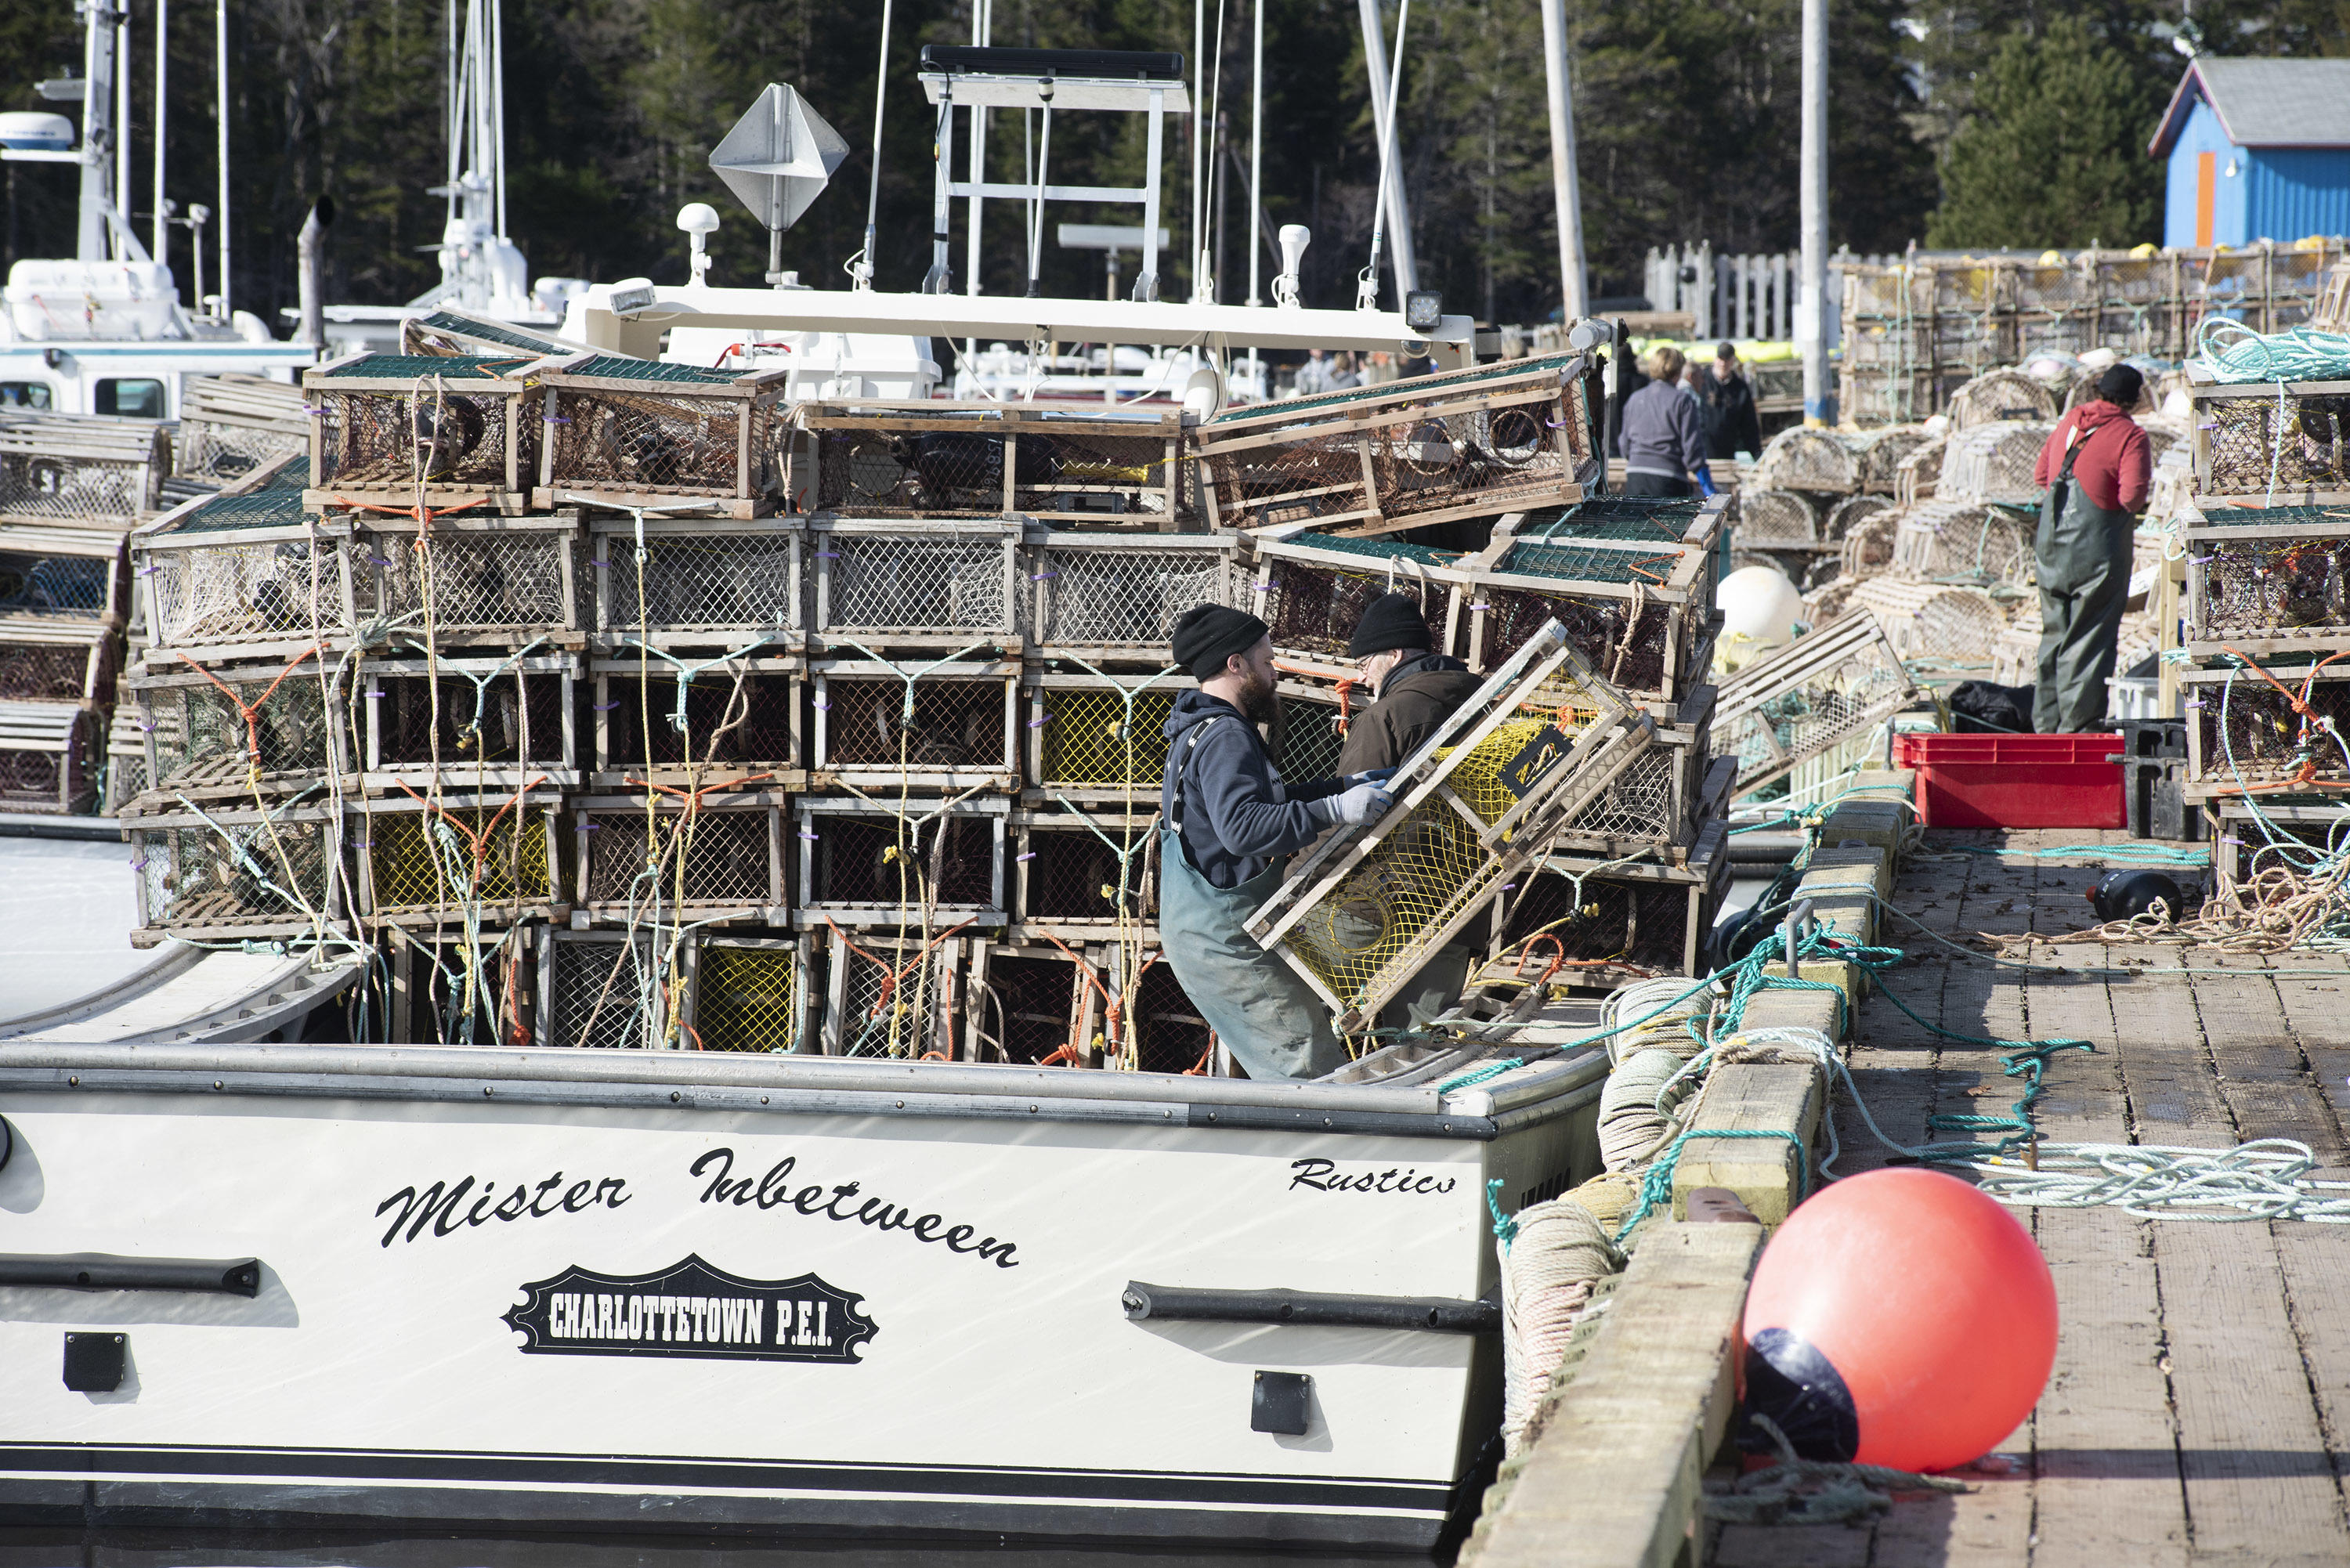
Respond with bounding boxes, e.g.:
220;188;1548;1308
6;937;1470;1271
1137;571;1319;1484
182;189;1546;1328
1613;1129;1810;1243
1439;1057;1527;1095
1486;1176;1520;1250
1939;843;2211;867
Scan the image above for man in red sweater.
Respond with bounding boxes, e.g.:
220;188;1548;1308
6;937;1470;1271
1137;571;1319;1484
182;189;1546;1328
2030;364;2152;732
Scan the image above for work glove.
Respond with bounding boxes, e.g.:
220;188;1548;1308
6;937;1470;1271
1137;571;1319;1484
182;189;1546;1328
1329;780;1394;826
1342;768;1400;789
1694;462;1717;499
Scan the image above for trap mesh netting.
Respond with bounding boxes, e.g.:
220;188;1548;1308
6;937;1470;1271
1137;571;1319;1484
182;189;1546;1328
579;807;774;909
1748;429;1858;494
1275;691;1348;782
692;940;800;1052
1031;540;1239;646
1034;685;1176;792
1129;960;1213;1075
817;531;1017;638
349;528;574;637
808;418;1181;518
601;672;796;773
141;667;339;788
2193;529;2350;640
1470;586;1679;695
820;676;1014;774
978;951;1079;1064
0;450;150;524
1734;490;1820;547
803;810;999;912
1939;421;2055;502
179;420;308;486
1018;816;1155;926
312;356;537;490
364;805;552;914
1713;609;1915;791
543;934;671;1050
1498;869;1697;970
2191;670;2350;786
2199;390;2350;497
372;668;567;770
1256;537;1455;660
138;817;335;929
0;639;103;704
544;359;782;497
1889;500;2034;587
602;531;800;635
146;537;339;646
0;545;115;623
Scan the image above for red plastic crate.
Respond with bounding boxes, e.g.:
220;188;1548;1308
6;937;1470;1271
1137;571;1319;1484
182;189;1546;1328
1892;732;2125;829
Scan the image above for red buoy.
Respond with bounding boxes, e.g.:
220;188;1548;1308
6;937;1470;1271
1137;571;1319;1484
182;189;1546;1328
1740;1168;2057;1472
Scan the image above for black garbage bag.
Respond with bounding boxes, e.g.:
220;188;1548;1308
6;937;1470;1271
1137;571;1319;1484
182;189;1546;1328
1949;680;2034;735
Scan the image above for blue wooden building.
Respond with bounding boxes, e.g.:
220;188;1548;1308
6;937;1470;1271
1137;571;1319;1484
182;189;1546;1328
2149;58;2350;249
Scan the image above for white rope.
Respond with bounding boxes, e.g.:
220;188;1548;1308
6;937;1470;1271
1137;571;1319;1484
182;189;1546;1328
1498;1195;1618;1458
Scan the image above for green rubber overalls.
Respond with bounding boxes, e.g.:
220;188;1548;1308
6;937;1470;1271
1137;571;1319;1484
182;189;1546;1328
2034;424;2135;734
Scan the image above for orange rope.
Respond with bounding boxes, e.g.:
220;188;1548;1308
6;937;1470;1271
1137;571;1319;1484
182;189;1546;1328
390;772;547;894
173;644;324;770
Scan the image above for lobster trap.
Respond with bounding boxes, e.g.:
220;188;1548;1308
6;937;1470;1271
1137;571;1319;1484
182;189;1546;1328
1;522;128;628
1889;500;2035;588
593;654;801;788
811;657;1021;792
121;652;348;805
1712;608;1917;793
358;649;580;789
2186;504;2350;649
590;514;802;649
175;374;310;486
403;305;580;359
1937;421;2055;503
0;621;116;707
1544;714;1712;859
306;352;544;512
1849;578;2005;663
1492;825;1730;981
0;699;97;813
686;936;808;1053
134;457;341;655
794;796;1009;928
1747;428;1858;494
1846;426;1936;496
2192;378;2350;501
1025;530;1243;656
812;926;968;1060
2183;659;2350;796
345;511;583;646
1025;670;1189;801
535;928;682;1050
794;403;1189;522
1733;490;1821;549
129;799;342;944
573;793;788;925
0;414;170;526
1447;532;1719;710
1272;675;1356;783
1249;532;1462;662
1010;807;1159;937
962;941;1201;1072
351;788;562;926
1246;620;1659;1030
537;355;790;515
808;517;1024;651
1195;352;1599;535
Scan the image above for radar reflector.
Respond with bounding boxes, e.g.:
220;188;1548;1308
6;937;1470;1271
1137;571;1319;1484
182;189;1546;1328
710;85;848;237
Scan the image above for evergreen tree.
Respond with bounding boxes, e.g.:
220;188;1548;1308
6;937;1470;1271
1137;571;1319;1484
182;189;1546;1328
1926;14;2163;248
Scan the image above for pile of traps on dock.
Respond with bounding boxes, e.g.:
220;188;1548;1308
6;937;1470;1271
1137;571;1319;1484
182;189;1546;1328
92;328;1761;1064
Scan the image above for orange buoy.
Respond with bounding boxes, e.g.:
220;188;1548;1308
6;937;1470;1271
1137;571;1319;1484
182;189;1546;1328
1740;1168;2057;1472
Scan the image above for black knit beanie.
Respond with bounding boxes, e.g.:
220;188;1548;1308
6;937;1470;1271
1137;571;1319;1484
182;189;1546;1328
1172;604;1270;679
1348;592;1434;658
2097;364;2145;408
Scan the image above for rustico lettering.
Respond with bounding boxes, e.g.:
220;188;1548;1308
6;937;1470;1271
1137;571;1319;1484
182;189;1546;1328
544;1290;836;1349
376;1171;630;1248
689;1148;1021;1270
1288;1157;1458;1195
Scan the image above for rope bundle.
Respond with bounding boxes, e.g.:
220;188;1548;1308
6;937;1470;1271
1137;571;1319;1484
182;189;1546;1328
1496;1196;1621;1458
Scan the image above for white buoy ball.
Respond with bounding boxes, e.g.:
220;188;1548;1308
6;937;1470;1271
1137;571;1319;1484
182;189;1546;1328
1717;565;1805;647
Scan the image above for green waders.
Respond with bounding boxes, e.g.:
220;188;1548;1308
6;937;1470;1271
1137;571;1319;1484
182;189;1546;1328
2034;432;2135;734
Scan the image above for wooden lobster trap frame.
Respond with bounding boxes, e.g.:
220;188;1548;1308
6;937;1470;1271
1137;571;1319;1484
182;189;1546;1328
1024;529;1242;661
1023;667;1195;805
133;456;344;659
1246;532;1462;663
1490;818;1731;984
305;352;547;515
808;925;968;1060
2189;376;2350;505
2183;504;2350;656
793;794;1010;930
0;698;98;814
2182;658;2350;799
403;305;583;359
807;516;1025;653
118;651;353;809
100;702;154;815
1246;620;1657;1031
356;648;582;791
1712;608;1915;795
591;652;802;790
811;656;1022;793
0;620;117;708
0;414;170;527
1194;352;1599;537
588;513;803;651
684;934;808;1053
128;795;346;946
537;354;790;516
174;374;310;486
349;787;565;927
792;402;1190;524
1541;691;1716;863
961;939;1206;1073
534;927;685;1050
1;521;129;631
571;790;790;927
344;510;585;649
1009;806;1159;941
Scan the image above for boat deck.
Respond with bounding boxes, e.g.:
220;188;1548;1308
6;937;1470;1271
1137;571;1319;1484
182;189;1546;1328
1714;826;2350;1568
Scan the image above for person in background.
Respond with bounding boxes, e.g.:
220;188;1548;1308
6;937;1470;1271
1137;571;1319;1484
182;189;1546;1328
1293;349;1334;396
1335;592;1485;1028
1156;605;1395;1079
1701;342;1762;461
2030;363;2152;733
1619;345;1713;498
1678;356;1705;408
1327;352;1362;390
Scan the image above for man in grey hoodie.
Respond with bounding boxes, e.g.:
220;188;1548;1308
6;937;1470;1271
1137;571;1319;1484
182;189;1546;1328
1157;605;1392;1078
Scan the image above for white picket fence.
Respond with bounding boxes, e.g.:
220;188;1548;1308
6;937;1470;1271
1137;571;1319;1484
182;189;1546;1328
1642;244;1900;345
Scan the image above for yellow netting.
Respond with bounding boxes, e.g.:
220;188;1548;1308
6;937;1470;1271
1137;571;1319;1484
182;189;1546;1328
1038;686;1174;789
368;808;551;911
692;943;800;1052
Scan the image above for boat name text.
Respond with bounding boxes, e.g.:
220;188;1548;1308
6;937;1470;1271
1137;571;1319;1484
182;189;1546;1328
377;1171;631;1248
690;1148;1022;1269
1289;1158;1459;1194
